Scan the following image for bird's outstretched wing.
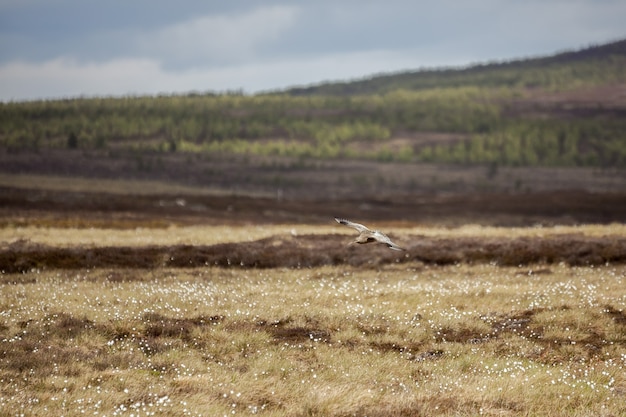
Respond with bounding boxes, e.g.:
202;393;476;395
335;217;371;233
373;231;406;251
336;218;406;251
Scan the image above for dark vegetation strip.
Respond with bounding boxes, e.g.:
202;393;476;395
2;234;626;273
3;185;626;226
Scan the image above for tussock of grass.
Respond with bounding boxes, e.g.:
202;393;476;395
1;264;625;416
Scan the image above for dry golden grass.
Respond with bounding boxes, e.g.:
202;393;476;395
2;143;625;415
0;224;325;247
2;223;624;248
1;257;625;416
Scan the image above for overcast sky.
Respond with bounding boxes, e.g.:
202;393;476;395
1;0;624;101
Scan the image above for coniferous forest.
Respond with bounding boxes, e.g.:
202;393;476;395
1;39;625;170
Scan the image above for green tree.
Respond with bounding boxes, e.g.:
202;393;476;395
67;132;78;149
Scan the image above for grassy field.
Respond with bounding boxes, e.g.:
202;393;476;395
2;38;625;416
1;223;625;416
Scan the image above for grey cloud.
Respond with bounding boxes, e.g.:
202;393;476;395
0;0;624;100
133;5;299;69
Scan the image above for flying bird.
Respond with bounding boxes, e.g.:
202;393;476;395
335;217;405;251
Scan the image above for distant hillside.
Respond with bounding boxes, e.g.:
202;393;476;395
1;39;625;175
286;39;626;95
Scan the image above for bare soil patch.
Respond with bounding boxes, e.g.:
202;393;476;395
504;83;626;119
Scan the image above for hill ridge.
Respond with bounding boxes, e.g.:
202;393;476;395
285;38;626;95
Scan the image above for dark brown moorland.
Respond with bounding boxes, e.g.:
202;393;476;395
2;146;626;227
2;159;626;272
